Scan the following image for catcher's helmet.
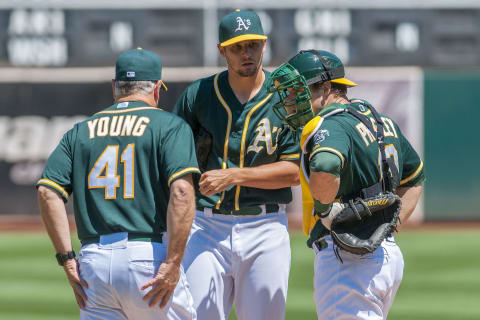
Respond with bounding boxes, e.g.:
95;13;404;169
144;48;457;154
269;50;357;130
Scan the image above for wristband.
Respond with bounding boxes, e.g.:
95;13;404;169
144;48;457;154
55;250;76;266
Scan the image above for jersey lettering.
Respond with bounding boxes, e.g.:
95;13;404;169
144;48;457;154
120;144;135;198
88;144;136;199
109;116;124;136
355;116;398;146
382;117;398;138
355;122;375;146
87;119;98;139
132;117;150;136
87;115;150;139
378;144;399;179
88;145;120;199
121;115;137;136
247;118;282;155
97;117;109;137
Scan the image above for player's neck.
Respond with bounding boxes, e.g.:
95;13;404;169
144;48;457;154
227;68;265;105
325;95;349;107
315;95;350;114
115;94;158;107
335;96;350;105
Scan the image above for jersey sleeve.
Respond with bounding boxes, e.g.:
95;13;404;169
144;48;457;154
277;126;301;161
160;118;201;187
309;119;350;171
36;127;75;202
398;128;425;187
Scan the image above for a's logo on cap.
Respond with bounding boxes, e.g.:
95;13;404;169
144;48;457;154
235;17;251;32
126;71;135;78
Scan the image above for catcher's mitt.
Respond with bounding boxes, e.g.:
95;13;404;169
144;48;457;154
329;192;402;255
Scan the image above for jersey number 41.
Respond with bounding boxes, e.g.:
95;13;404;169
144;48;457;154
88;144;135;199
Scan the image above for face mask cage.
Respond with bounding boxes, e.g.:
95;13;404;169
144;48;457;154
269;62;315;130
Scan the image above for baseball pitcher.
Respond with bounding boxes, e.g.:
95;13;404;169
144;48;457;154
173;9;300;320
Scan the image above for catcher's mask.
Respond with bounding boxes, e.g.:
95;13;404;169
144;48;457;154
268;62;314;130
269;49;357;130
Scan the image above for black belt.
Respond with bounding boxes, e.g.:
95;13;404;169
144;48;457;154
200;204;281;216
80;233;163;246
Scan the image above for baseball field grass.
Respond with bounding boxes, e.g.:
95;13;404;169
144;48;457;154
1;229;479;320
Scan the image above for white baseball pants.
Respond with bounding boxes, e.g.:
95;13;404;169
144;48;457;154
78;232;196;320
313;236;404;320
182;209;291;320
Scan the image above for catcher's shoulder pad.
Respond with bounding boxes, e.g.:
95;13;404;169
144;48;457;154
300;116;323;153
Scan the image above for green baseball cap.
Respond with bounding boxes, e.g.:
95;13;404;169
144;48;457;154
219;9;267;47
115;47;167;90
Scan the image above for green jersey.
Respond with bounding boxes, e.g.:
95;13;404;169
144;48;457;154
307;101;425;204
300;100;424;238
37;101;200;242
173;70;300;211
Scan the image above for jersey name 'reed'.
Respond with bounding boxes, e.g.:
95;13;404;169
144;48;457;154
87;115;150;138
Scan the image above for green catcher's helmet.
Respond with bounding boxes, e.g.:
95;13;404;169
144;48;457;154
269;49;357;130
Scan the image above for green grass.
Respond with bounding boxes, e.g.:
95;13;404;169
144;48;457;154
1;230;479;320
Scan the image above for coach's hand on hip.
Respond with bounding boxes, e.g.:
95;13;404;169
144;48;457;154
141;261;180;309
64;258;89;309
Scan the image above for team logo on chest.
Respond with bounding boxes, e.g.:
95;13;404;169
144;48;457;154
247;118;282;155
235;17;251;32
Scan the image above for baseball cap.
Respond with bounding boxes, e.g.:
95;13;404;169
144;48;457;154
219;9;267;47
115;47;167;91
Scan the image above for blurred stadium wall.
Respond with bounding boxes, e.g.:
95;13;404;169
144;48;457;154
0;1;478;221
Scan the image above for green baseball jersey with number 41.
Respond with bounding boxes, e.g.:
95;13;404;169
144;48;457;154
37;101;200;242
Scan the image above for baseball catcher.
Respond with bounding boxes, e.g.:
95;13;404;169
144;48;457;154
315;100;403;257
269;49;425;319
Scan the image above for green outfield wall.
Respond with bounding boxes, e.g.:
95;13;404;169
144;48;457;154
424;69;480;220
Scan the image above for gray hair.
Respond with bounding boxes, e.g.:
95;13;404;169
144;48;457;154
114;80;156;98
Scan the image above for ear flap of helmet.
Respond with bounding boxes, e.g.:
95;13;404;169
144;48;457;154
268;62;315;130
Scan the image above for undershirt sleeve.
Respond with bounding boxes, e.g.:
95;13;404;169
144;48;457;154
309;151;342;177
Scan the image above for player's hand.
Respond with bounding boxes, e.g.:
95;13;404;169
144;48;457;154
63;259;89;309
141;261;180;309
199;168;237;196
320;202;344;230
